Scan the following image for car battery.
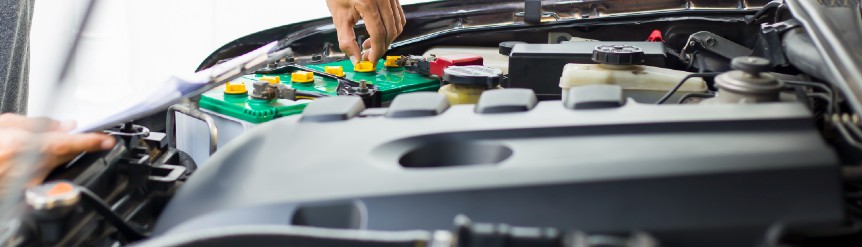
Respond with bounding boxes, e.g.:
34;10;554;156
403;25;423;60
507;41;667;99
176;59;440;165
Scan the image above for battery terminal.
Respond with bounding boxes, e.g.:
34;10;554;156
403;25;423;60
260;76;281;84
354;61;376;73
325;66;346;77
224;82;248;95
384;56;402;68
291;71;315;83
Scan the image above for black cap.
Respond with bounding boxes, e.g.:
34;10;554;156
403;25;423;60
592;45;645;65
731;56;771;76
499;41;527;56
443;66;503;87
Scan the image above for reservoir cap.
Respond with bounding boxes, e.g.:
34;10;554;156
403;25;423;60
731;56;771;76
592;45;645;65
26;181;81;210
443;66;503;87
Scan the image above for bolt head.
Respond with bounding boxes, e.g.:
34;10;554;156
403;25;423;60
705;37;716;46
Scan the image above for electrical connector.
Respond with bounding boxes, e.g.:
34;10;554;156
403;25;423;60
275;84;297;100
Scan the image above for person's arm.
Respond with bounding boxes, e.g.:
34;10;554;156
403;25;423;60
326;0;405;64
0;114;115;187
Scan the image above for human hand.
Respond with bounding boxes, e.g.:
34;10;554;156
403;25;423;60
0;114;116;186
326;0;405;64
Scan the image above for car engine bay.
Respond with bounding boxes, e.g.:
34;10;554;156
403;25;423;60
7;0;862;247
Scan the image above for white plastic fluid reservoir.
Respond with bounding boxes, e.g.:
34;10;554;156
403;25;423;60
560;64;708;103
560;45;707;104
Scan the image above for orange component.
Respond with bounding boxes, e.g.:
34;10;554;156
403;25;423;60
47;182;75;197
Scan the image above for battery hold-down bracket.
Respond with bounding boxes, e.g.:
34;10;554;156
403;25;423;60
338;79;381;108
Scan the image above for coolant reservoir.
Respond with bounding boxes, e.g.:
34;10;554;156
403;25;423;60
439;84;503;105
560;45;707;104
439;66;504;105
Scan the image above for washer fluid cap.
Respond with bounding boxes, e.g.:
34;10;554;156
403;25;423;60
443;66;503;86
592;45;645;65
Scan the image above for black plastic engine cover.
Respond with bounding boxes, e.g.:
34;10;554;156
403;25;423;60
153;93;843;247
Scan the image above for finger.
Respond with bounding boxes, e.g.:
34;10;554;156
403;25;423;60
375;0;400;45
396;0;406;26
0;129;58;186
335;21;362;64
363;39;372;49
0;128;29;150
58;121;77;132
390;0;405;38
361;39;372;62
353;0;387;63
42;133;116;161
0;129;30;177
328;1;363;63
0;113;67;132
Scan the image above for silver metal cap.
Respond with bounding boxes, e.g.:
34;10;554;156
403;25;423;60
710;56;784;104
25;181;81;210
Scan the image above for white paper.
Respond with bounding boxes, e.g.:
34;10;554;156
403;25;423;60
69;41;278;133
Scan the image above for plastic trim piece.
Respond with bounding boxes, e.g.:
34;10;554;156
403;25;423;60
299;97;366;123
386;92;451;118
475;89;538;114
565;85;625;110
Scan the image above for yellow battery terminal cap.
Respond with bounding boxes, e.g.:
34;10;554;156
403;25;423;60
260;76;281;84
224;82;248;94
354;61;376;73
325;66;345;77
291;71;315;83
384;56;401;67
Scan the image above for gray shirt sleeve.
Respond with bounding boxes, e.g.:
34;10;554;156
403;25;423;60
0;0;33;115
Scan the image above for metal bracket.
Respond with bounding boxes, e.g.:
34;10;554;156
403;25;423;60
148;164;187;183
761;18;800;33
147;163;188;192
166;103;218;156
524;0;542;24
681;31;752;61
516;0;559;24
755;19;801;66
